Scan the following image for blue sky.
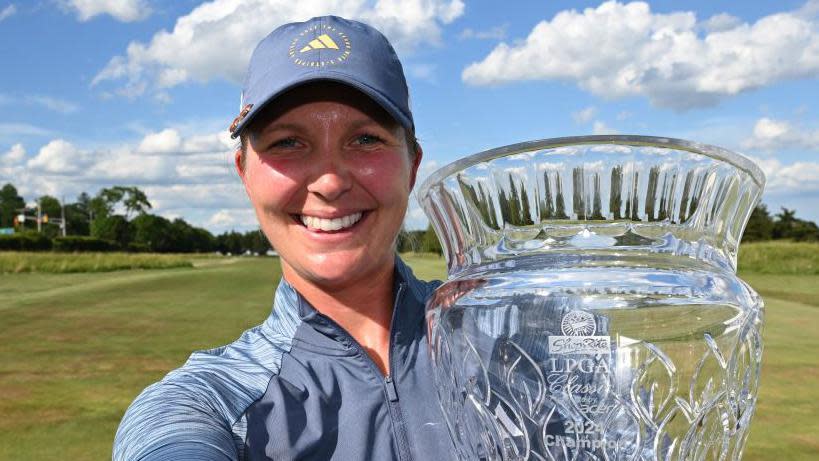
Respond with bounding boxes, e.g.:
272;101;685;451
2;0;819;232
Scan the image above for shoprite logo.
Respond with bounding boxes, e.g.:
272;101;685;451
561;310;597;336
549;310;610;355
289;24;351;67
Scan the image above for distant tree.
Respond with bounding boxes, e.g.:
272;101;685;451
421;224;443;255
76;192;92;212
95;187;124;216
132;214;174;252
37;195;63;238
38;195;61;218
396;226;423;253
610;166;623;220
93;186;152;219
170;219;196;253
590;173;604;220
554;174;568;219
121;187;152;219
216;231;245;255
91;215;132;247
243;230;271;254
131;215;214;253
89;195;110;221
190;227;216;253
772;207;819;241
64;202;90;236
0;183;25;228
772;207;797;240
572;167;586;220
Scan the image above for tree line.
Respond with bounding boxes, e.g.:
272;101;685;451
1;180;815;255
742;204;819;242
0;183;271;254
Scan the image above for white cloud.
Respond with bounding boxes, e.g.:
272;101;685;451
408;63;437;83
572;106;597;124
9;126;252;231
137;128;181;154
592;120;618;135
1;143;25;165
89;147;174;181
414;158;440;190
403;203;428;230
700;13;742;33
749;155;819;192
209;209;237;227
182;131;234;153
92;0;464;97
0;123;52;140
0;4;16;22
27;139;90;174
144;183;248;214
28;95;79;114
62;0;151;22
458;23;508;40
462;1;819;110
743;117;819;151
137;128;234;154
207;208;257;230
0;94;80;114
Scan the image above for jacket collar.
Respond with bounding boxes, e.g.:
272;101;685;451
265;254;428;340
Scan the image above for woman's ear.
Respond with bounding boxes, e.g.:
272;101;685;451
409;144;423;190
234;148;245;180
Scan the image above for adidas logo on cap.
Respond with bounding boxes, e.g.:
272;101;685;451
300;34;339;52
289;25;351;67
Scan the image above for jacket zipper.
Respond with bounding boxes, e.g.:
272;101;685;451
313;281;413;460
385;282;413;461
384;375;399;401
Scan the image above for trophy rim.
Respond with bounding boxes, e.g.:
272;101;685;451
417;134;766;203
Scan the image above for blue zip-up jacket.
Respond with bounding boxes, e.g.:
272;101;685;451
113;256;456;460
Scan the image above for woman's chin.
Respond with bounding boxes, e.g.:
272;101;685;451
286;251;392;288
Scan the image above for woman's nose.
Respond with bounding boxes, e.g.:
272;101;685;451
306;153;353;201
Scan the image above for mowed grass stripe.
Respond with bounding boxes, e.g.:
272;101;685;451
1;267;202;312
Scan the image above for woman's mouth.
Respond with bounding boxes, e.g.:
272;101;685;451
292;211;367;232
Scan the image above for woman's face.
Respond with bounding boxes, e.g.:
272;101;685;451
237;83;422;290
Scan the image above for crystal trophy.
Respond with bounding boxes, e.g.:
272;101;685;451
419;136;765;460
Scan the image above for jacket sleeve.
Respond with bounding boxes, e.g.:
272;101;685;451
112;380;239;461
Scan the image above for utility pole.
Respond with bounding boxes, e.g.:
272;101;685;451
37;199;42;233
61;196;66;237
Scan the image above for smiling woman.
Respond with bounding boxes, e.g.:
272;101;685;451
238;83;420;310
113;15;456;461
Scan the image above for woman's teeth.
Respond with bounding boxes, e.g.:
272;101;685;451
300;211;363;231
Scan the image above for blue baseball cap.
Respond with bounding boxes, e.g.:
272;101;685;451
229;15;413;139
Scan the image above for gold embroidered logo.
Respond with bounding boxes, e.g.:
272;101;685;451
300;34;339;52
289;25;351;67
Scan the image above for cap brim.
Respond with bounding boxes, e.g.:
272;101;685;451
230;72;413;139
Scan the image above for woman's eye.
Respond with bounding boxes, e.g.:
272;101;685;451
270;137;299;149
354;134;384;145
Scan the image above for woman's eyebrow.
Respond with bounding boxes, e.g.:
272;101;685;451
250;123;303;143
259;122;303;134
346;117;393;132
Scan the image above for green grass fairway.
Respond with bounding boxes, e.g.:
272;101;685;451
0;252;816;459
